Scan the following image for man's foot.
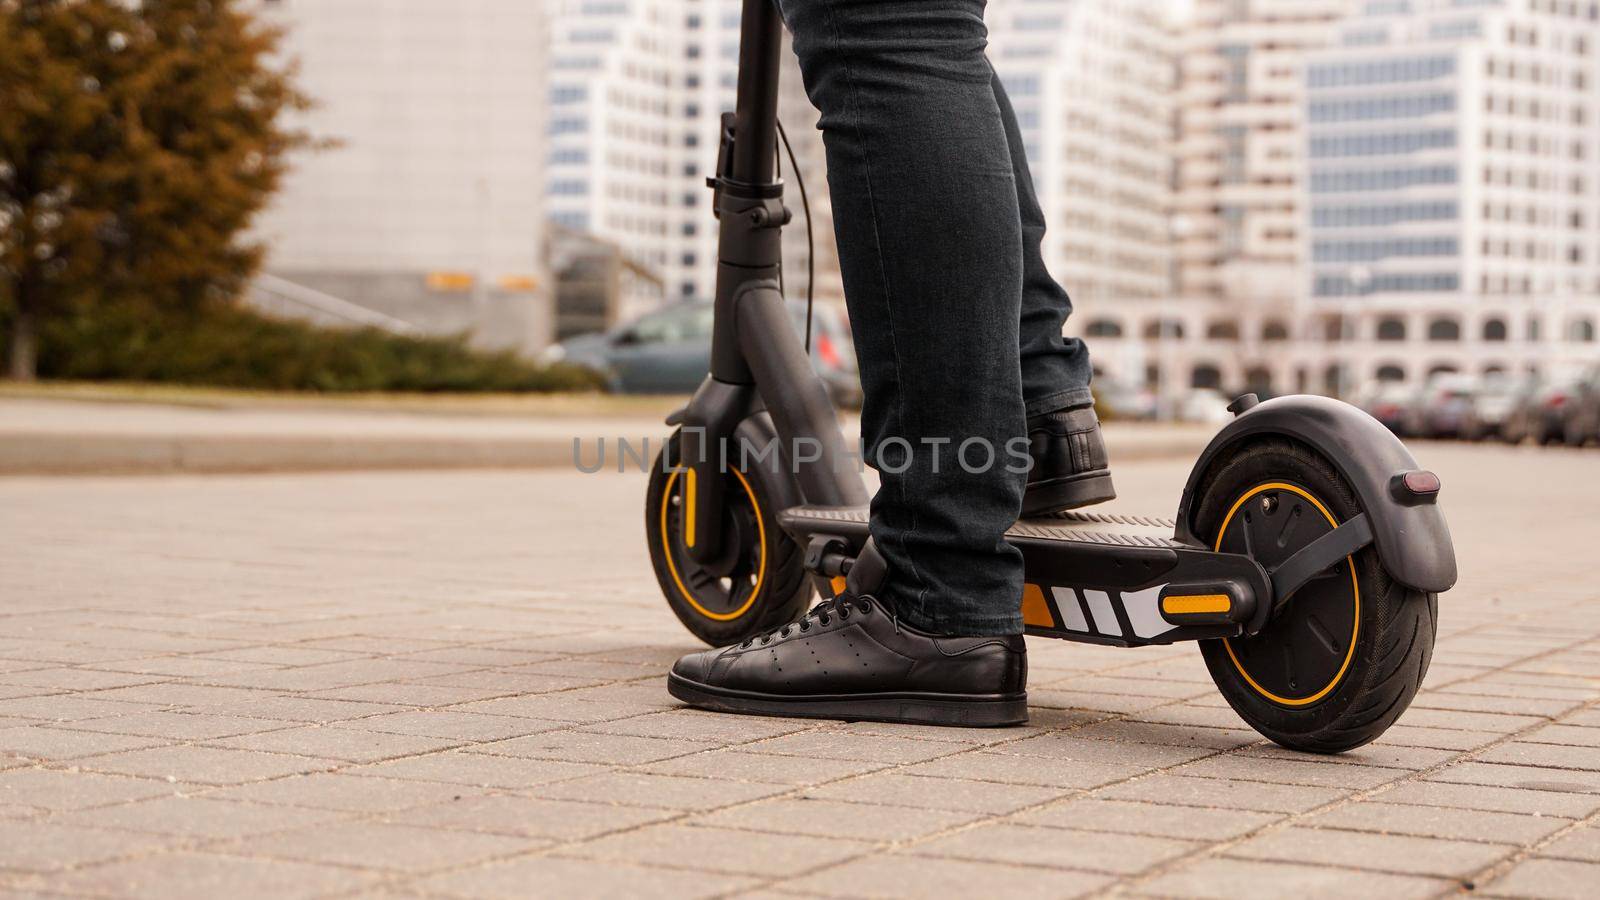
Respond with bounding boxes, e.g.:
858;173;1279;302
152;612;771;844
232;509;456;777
1022;404;1116;517
667;595;1028;727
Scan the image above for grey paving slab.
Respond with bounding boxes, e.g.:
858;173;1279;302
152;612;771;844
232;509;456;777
385;794;676;840
802;771;1065;814
0;819;170;873
77;744;335;785
1018;797;1281;840
910;822;1200;874
1538;823;1600;863
530;771;791;810
1136;856;1452;899
785;853;1115;898
246;819;545;873
0;724;169;761
51;795;349;839
43;852;378;900
1482;857;1600;899
1303;799;1570;844
406;855;758;899
557;822;869;877
695;797;981;841
1225;824;1514;878
207;771;488;813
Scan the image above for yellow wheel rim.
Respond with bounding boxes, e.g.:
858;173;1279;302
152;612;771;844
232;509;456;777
659;466;767;621
1215;482;1360;707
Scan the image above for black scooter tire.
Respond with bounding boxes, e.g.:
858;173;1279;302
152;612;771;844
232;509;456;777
1192;438;1437;754
646;428;812;647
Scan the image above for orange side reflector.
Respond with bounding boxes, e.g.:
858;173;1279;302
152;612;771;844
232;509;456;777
829;576;848;597
1021;583;1055;628
1162;594;1232;615
683;467;697;548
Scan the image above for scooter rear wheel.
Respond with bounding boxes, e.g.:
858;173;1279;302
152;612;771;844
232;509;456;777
1193;438;1437;753
646;428;812;647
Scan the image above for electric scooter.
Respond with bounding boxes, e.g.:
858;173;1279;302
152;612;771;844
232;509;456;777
644;0;1457;753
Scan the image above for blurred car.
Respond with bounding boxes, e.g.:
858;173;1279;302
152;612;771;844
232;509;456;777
1092;375;1157;421
1461;374;1541;442
1506;374;1587;445
545;300;862;407
1175;388;1234;425
1362;382;1422;435
1556;365;1600;447
1413;373;1480;439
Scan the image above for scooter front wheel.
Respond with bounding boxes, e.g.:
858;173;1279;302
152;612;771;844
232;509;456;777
1193;438;1437;753
646;428;812;646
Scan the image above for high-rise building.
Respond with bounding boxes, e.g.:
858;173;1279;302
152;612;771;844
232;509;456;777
251;0;553;353
1300;0;1600;392
546;0;684;293
1175;0;1358;307
548;0;838;312
987;0;1178;306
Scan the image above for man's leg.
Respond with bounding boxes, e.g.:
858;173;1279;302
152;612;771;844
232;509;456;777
989;68;1116;515
988;69;1094;415
778;0;1028;636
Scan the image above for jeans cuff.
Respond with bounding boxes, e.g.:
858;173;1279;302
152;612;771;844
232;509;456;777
1024;387;1094;418
898;605;1023;638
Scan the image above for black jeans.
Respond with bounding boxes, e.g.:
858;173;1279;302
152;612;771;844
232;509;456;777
779;0;1093;635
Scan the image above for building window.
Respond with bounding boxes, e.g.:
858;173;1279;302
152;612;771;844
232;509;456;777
1262;320;1290;342
1142;319;1185;340
1427;317;1462;342
1191;365;1223;390
1084;319;1124;338
1376;318;1408;342
1483;318;1509;342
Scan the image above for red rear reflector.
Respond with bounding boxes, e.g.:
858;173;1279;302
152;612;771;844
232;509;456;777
1391;470;1441;504
1403;471;1441;495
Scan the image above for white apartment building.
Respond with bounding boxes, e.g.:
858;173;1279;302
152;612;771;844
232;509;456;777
987;0;1178;307
251;0;553;353
546;0;684;295
1300;0;1600;393
548;0;836;310
1175;0;1358;307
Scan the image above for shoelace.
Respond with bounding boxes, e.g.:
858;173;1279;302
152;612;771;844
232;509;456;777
740;594;888;648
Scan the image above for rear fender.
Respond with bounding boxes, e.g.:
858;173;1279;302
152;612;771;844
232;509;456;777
1176;395;1457;594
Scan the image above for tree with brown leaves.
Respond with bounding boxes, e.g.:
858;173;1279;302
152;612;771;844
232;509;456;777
0;0;309;381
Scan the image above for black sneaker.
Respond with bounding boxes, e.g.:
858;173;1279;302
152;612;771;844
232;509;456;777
1022;404;1116;517
667;595;1028;727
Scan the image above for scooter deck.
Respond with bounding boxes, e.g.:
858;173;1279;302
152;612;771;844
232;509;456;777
778;505;1267;647
778;506;1185;549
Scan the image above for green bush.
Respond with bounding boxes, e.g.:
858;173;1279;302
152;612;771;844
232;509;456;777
1;302;600;393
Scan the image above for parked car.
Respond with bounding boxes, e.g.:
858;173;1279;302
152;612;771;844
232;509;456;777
1362;382;1421;435
1175;388;1234;425
1092;375;1157;421
1506;374;1587;445
1413;373;1480;439
1556;365;1600;447
545;300;862;407
1461;374;1541;442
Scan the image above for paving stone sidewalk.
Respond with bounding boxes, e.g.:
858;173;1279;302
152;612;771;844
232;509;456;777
1;441;1598;898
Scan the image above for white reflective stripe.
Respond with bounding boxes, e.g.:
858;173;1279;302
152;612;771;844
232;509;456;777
1121;584;1175;639
1082;589;1122;637
1051;586;1089;632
